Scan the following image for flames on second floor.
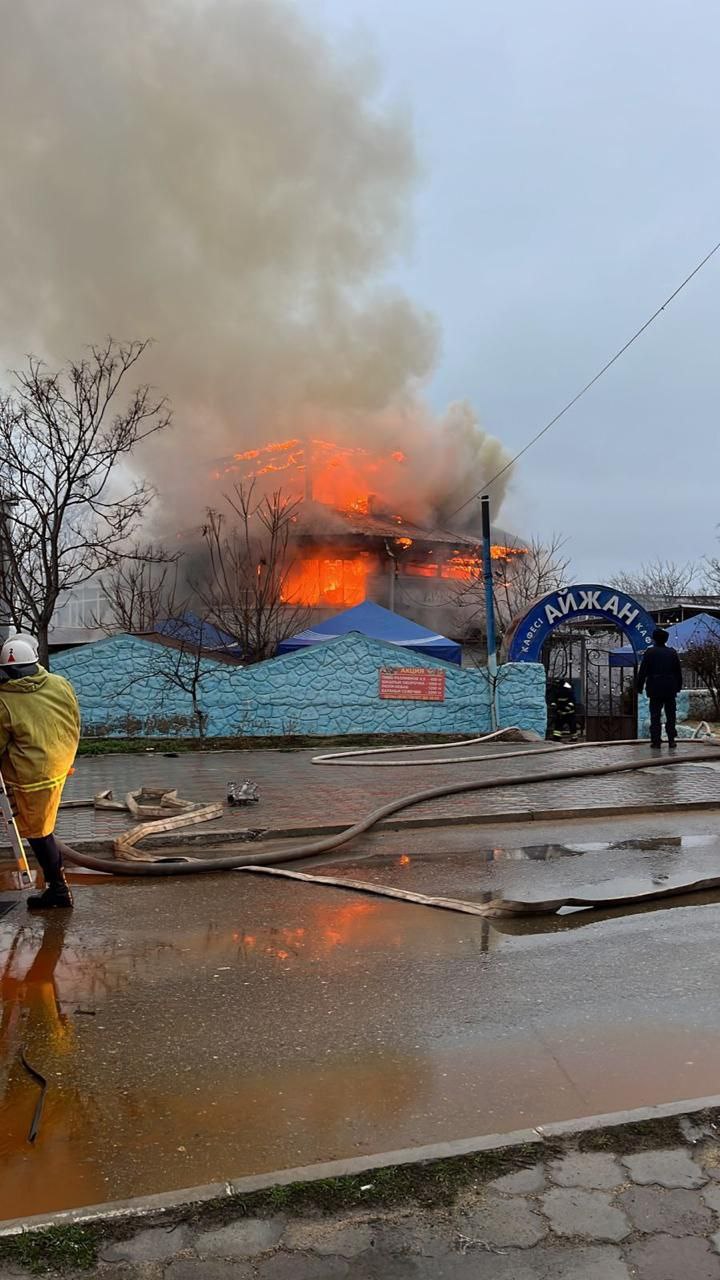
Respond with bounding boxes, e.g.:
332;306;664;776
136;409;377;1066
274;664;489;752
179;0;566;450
216;435;527;611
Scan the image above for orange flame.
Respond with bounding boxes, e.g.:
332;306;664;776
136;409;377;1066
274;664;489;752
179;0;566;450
441;554;483;580
216;438;526;598
221;437;408;515
438;546;527;581
491;544;526;560
282;543;526;602
282;553;375;606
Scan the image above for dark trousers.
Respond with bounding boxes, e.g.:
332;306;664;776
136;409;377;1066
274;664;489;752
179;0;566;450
28;835;63;881
552;713;576;738
649;695;676;746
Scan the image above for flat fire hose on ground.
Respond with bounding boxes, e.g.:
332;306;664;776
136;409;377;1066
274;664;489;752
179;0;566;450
51;737;720;918
231;863;720;919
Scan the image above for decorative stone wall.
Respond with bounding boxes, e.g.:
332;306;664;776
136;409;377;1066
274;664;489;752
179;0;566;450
684;687;718;722
637;690;691;738
52;632;548;739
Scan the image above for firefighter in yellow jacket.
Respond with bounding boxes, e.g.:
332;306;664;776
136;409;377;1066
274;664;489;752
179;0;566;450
0;634;80;910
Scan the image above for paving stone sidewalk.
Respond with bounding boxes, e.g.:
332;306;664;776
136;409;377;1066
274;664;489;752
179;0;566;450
32;741;720;848
9;1130;720;1279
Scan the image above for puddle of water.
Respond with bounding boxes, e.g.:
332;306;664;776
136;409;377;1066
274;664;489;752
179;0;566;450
488;834;714;862
3;865;720;1221
326;836;720;912
490;886;720;936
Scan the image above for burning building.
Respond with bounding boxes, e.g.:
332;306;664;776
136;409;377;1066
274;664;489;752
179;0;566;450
1;0;523;653
217;436;527;637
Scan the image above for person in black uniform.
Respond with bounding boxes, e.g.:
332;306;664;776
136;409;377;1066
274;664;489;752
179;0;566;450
549;681;578;740
637;627;683;749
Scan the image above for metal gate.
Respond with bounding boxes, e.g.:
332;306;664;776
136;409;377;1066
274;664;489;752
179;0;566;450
543;630;638;741
583;645;637;741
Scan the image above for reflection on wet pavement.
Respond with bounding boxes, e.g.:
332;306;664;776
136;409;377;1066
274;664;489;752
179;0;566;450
321;832;720;903
2;829;720;1219
491;886;720;933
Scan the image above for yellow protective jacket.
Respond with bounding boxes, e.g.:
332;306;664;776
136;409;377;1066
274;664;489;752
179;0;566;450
0;668;81;838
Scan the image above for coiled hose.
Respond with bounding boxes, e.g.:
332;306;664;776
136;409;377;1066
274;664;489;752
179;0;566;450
56;735;720;878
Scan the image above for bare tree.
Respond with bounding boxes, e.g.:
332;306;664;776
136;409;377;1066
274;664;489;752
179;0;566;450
456;533;571;642
493;534;571;637
104;599;228;737
609;558;701;603
0;339;171;665
683;634;720;721
147;634;212;738
196;481;311;662
100;547;230;736
96;543;183;634
702;557;720;595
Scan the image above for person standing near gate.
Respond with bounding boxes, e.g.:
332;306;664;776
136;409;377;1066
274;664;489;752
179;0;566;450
637;627;683;750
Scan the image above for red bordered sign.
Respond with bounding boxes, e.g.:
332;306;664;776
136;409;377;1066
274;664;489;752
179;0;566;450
378;668;446;702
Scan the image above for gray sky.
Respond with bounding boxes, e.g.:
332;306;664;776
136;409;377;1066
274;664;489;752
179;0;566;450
306;0;720;579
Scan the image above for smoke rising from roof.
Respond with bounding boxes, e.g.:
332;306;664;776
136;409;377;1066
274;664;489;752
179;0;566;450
0;0;512;532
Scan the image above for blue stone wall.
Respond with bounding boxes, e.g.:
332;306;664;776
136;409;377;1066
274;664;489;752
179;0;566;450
637;690;691;739
52;632;548;739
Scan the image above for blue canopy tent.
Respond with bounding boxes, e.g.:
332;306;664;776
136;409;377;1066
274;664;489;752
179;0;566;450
153;611;244;657
276;600;461;665
609;612;720;668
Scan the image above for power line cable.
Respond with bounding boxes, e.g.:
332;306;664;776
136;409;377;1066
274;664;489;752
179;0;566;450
447;237;720;522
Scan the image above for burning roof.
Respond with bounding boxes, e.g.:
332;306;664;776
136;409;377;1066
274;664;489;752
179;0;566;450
214;435;526;612
217;435;525;548
293;500;482;547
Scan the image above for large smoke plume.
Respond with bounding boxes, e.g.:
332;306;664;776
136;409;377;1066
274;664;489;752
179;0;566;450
0;0;512;532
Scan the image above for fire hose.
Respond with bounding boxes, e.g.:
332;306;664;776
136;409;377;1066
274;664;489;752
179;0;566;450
55;736;720;904
21;736;720;1149
310;723;715;766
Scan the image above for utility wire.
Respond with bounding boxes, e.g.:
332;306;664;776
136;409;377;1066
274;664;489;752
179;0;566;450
447;237;720;522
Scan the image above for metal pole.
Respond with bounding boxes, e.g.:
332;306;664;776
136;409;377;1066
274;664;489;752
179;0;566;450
384;541;397;612
481;494;498;730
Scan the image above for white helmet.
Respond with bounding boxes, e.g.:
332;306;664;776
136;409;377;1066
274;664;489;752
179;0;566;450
0;633;39;666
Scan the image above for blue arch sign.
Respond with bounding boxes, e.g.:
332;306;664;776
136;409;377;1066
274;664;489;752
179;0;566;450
506;584;656;664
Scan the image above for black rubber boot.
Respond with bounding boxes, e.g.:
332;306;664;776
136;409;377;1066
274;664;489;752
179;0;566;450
27;874;74;911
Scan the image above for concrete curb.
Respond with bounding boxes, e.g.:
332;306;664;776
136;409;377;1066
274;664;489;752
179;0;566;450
2;796;719;865
44;796;720;853
4;1092;720;1237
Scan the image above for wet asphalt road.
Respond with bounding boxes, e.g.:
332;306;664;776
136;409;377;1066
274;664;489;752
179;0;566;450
3;809;720;1219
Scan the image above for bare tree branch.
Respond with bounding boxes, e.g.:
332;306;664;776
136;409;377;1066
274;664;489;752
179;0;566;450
111;627;215;738
454;533;571;643
0;339;171;664
684;634;720;721
609;558;701;603
95;543;183;634
194;481;311;662
703;558;720;595
143;634;211;738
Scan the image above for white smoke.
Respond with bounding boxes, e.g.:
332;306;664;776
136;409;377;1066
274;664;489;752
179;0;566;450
0;0;512;530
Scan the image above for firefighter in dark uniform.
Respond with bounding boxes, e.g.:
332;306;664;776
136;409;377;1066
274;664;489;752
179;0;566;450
637;627;683;749
549;681;578;740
